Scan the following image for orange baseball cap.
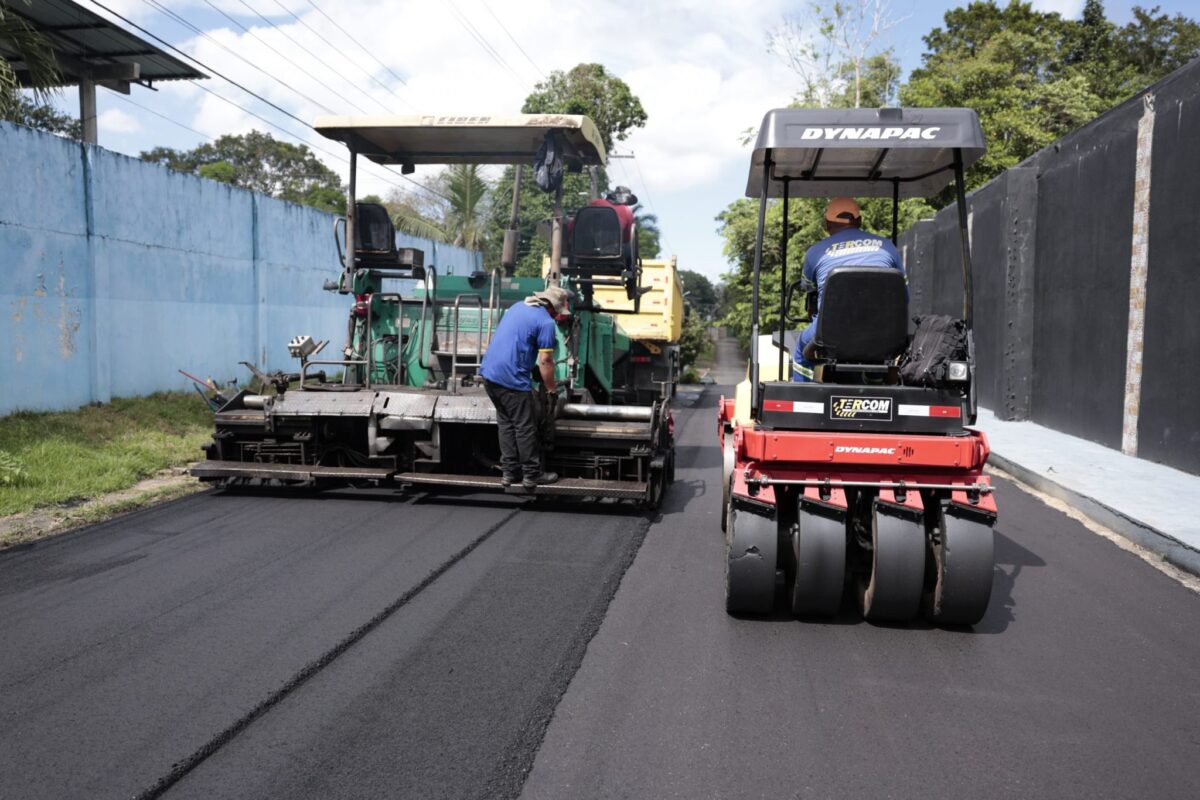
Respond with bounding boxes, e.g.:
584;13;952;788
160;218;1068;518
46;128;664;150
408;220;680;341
824;197;862;222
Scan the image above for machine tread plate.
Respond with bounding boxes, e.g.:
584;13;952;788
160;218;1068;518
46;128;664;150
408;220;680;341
273;391;376;417
396;472;647;499
190;460;394;481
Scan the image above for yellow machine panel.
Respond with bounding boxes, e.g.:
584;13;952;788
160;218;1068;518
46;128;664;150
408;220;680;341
593;257;684;343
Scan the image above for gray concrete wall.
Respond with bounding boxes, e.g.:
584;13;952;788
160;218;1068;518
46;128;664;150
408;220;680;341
899;57;1200;475
0;121;482;416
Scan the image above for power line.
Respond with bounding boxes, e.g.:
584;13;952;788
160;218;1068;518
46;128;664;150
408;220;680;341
268;0;412;109
84;0;448;202
195;0;373;114
629;152;674;256
304;0;409;88
480;0;546;81
446;1;528;91
137;0;335;116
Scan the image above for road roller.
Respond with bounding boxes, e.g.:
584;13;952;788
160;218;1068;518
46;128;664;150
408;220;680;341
719;107;997;625
191;114;673;508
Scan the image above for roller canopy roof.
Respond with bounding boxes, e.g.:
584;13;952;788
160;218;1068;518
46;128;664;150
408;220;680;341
314;113;606;166
746;108;986;198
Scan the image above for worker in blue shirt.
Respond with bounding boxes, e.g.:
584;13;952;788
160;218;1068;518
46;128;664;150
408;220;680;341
480;285;571;490
792;197;904;381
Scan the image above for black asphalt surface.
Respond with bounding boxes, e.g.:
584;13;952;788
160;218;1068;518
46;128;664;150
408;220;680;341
1;383;1198;799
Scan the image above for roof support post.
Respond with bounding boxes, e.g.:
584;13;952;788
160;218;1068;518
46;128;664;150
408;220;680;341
343;144;357;292
750;152;771;414
501;165;523;276
778;179;789;381
952;149;973;327
79;78;97;145
548;180;564;285
891;179;900;244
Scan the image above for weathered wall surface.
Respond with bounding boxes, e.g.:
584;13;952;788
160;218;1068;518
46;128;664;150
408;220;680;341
0;122;482;416
898;58;1200;475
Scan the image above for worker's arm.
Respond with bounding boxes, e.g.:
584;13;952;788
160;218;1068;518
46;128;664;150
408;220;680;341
537;350;557;393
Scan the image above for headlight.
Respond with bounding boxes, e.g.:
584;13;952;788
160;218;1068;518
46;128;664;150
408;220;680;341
948;361;969;382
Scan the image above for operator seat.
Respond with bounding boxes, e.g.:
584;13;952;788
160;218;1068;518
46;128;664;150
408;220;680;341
810;266;908;382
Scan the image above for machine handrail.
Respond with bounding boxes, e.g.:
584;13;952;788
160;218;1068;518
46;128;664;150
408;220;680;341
449;293;485;394
301;358;368;387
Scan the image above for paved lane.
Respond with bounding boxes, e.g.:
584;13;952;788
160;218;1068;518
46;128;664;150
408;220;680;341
0;484;646;799
522;389;1200;800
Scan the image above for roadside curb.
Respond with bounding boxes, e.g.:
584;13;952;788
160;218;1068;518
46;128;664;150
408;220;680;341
989;450;1200;578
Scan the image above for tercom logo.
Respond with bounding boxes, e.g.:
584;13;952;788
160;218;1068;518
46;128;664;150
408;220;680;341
800;126;941;140
831;396;893;420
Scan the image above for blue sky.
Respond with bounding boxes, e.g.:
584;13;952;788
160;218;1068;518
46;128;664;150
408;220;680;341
57;0;1200;282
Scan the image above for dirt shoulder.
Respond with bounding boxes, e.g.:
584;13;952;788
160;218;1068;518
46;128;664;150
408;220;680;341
0;467;205;550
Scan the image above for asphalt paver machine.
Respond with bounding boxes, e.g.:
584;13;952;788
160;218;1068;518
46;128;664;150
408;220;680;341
719;108;997;624
192;114;673;507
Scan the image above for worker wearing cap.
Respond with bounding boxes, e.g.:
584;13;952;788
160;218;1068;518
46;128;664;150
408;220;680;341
480;285;572;490
792;197;904;381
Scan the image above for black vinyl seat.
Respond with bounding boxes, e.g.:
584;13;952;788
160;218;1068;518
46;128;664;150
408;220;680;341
812;267;908;363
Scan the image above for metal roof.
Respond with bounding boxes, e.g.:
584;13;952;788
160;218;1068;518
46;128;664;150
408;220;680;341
746;108;986;198
0;0;205;87
314;114;608;167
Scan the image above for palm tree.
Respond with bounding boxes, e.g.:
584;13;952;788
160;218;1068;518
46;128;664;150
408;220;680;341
632;203;662;259
1;0;64;121
442;164;489;251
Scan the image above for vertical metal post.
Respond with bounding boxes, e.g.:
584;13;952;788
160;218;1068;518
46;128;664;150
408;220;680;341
79;78;98;145
750;154;771;414
549;181;564;284
952;150;973;328
891;179;900;244
588;165;600;200
344;144;357;291
777;179;789;380
501;164;523;275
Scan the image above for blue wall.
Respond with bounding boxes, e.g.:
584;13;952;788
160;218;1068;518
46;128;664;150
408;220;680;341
0;121;482;415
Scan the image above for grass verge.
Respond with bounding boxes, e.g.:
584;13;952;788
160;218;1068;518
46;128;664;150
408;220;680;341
0;392;212;518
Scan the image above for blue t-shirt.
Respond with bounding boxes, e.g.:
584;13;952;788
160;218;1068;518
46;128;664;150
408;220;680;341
792;228;905;381
480;301;557;391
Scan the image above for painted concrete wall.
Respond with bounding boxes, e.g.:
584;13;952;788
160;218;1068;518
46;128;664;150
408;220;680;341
0;121;482;415
899;58;1200;475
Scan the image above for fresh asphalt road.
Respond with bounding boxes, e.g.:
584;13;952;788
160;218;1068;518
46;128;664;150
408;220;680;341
2;387;1199;799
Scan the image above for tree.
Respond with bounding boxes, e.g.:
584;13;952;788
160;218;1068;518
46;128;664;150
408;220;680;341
678;269;718;318
901;1;1200;190
4;92;79;138
633;203;661;259
439;164;489;250
522;63;647;152
768;0;904;108
484;63;651;276
139;130;346;213
1;0;71;133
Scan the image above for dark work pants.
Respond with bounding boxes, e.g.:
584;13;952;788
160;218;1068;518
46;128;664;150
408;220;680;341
484;380;541;480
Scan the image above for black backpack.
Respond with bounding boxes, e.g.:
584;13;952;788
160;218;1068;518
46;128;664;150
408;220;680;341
900;315;967;386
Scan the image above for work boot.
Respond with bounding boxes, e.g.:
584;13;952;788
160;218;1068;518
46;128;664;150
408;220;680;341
500;473;517;488
522;472;559;491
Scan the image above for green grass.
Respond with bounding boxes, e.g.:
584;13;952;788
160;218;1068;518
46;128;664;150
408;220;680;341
0;392;213;517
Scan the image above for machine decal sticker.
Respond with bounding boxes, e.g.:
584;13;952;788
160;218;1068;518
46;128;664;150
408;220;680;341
799;126;942;141
830;396;893;420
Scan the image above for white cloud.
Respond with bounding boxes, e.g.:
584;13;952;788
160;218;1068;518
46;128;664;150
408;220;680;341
97;108;142;134
1030;0;1086;18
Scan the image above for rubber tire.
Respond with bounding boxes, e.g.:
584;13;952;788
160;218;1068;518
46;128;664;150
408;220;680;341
720;438;735;533
665;451;676;485
924;511;995;626
859;503;927;623
725;507;778;615
790;509;846;617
